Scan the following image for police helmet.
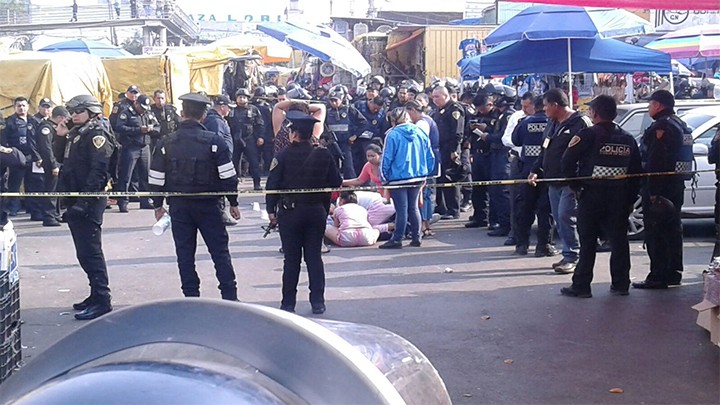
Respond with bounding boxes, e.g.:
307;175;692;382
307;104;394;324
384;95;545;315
235;88;252;98
253;87;266;99
67;95;103;115
379;86;395;99
265;86;278;98
287;87;311;100
370;75;386;89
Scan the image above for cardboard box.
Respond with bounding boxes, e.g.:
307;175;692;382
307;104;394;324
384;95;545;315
692;299;720;346
704;273;720;306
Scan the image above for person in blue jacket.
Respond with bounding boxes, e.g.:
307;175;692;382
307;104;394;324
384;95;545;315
379;108;435;249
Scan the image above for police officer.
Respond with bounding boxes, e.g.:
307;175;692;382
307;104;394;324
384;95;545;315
464;93;496;227
325;89;368;179
27;99;54;221
110;85;140;130
31;98;53;129
353;95;387;175
633;90;690;289
251;87;275;175
484;94;515;237
150;89;180;151
115;94;160;212
59;95;116;320
229;88;265;190
431;85;465;219
265;110;342;314
1;97;41;217
560;95;642;298
149;93;241;301
204;94;237;227
512;95;555;256
36;106;70;227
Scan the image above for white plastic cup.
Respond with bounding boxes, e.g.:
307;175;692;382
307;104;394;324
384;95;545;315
152;213;171;236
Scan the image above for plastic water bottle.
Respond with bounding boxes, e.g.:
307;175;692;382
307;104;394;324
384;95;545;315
152;214;171;236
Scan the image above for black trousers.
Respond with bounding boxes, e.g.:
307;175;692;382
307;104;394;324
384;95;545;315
571;187;631;293
169;197;237;300
470;151;490;223
43;172;60;221
642;185;684;284
278;204;327;308
67;197;111;304
514;177;552;249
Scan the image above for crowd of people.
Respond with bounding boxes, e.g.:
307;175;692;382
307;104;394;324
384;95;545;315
0;68;698;317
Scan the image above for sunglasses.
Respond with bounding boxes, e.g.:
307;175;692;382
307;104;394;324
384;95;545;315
69;108;87;115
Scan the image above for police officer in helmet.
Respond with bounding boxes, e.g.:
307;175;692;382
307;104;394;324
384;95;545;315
229;88;265;190
149;93;241;301
265;110;343;314
633;90;690;289
59;95;116;320
560;95;642;298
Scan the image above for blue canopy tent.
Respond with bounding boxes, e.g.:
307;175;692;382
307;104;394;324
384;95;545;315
257;22;371;78
458;37;671;78
38;39;131;57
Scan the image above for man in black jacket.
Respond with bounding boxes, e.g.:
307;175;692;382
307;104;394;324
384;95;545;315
529;89;592;274
36;106;71;226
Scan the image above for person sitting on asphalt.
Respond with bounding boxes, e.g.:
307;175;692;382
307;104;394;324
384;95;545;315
325;191;391;247
342;143;388;199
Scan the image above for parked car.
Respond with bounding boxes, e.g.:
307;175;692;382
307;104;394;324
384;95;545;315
619;104;720;239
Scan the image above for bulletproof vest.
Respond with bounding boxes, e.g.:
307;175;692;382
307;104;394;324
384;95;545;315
326;106;351;135
357;102;385;137
233;106;256;139
663;114;694;180
4;115;33;155
162;130;218;192
588;124;634;186
491;108;515;150
469;110;497;152
517;114;548;162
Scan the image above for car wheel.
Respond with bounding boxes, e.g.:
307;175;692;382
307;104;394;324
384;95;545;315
627;195;645;240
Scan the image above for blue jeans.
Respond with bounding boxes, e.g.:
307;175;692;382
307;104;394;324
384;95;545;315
117;145;150;205
421;178;435;221
390;183;422;242
548;185;579;262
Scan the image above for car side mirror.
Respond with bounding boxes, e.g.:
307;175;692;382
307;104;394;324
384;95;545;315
693;143;709;156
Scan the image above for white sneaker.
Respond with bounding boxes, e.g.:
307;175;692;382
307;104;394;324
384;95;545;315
430;213;441;225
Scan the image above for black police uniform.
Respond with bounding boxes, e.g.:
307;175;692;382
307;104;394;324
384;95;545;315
265;115;342;313
228;103;265;189
561;122;642;295
149;96;240;300
350;100;384;177
486;104;515;234
325;103;368;179
59;116;115;318
109;98;132;131
637;109;689;287
432;101;465;218
150;102;180;151
251;98;274;174
36;120;62;225
115;103;160;210
1;113;41;217
0;147;26;226
465;108;497;225
203;108;233;152
512;111;553;253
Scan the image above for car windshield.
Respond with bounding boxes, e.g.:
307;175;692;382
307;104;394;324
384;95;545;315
680;113;714;132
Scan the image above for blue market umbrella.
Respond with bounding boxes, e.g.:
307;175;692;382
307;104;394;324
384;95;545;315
458;37;671;76
257;22;371;78
484;5;654;105
38;39;131;58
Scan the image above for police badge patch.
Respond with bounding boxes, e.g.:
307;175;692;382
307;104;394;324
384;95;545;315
568;135;581;148
655;129;664;140
92;135;106;149
372;120;377;125
452;111;460;120
269;158;278;171
112;106;118;114
119;113;127;120
341;113;347;118
41;127;51;135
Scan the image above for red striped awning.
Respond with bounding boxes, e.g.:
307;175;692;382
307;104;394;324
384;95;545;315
503;0;720;10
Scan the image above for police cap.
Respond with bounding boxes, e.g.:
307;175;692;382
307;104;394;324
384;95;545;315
649;90;675;109
178;92;212;107
286;110;319;134
38;97;53;108
126;85;141;94
214;94;236;108
329;90;344;101
136;94;152;110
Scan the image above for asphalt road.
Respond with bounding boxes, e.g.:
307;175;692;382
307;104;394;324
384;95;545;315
8;196;720;404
